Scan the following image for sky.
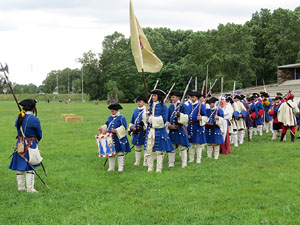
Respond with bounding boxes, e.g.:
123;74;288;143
0;0;299;86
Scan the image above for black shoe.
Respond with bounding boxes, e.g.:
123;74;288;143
297;136;300;139
280;134;286;142
291;133;295;142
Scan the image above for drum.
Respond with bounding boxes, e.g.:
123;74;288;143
95;133;115;157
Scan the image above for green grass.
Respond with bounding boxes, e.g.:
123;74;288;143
1;101;300;225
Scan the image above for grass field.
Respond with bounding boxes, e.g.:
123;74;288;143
1;101;300;225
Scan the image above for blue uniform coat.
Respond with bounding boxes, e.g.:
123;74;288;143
263;98;273;122
168;102;190;147
205;108;224;144
106;115;131;153
144;103;174;152
130;108;145;146
188;103;207;144
9;113;42;171
250;100;264;127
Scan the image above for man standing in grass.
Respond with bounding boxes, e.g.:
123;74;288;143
144;89;174;172
262;93;273;133
277;94;299;142
205;97;225;160
9;99;42;193
128;96;147;166
98;103;131;172
269;96;283;140
232;95;247;147
167;91;190;168
250;93;264;137
187;91;207;164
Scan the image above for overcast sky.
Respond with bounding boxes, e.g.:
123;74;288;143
0;0;299;86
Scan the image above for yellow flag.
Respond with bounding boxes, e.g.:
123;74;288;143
129;0;163;73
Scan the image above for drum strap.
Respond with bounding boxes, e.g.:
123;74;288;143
134;109;145;127
108;116;120;130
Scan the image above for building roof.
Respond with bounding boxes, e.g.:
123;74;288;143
278;63;300;69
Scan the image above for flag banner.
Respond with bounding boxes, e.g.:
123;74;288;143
129;0;163;73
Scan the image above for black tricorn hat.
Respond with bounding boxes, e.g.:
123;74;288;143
207;96;218;104
108;103;123;110
247;97;253;102
151;89;166;96
136;96;147;102
252;93;259;98
19;99;37;108
169;91;182;98
276;92;283;96
275;96;282;100
188;91;200;98
234;95;241;100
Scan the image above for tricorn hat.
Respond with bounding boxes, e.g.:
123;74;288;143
151;89;166;96
252;93;259;98
108;103;123;110
233;95;241;100
188;91;200;98
207;96;218;104
19;99;37;108
169;91;182;98
136;96;147;102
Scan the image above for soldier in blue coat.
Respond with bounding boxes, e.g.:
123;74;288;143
144;89;174;172
98;103;131;172
205;97;225;160
250;93;264;136
9;99;42;193
261;92;273;133
187;91;207;163
167;91;190;168
128;96;147;166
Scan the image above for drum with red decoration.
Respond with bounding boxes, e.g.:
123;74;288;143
95;133;115;157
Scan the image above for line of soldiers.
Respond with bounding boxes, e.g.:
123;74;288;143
98;89;300;173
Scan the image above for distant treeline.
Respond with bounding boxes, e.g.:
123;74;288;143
1;7;300;102
0;94;89;102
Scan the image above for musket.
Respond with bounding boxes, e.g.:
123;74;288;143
15;149;49;189
175;77;193;114
148;80;159;104
195;76;197;91
0;63;21;111
1;63;49;182
164;83;176;103
201;80;205;95
220;77;224;96
263;79;267;93
232;81;236;97
207;79;218;95
205;65;208;97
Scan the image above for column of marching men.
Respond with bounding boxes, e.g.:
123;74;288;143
9;91;299;192
98;89;300;173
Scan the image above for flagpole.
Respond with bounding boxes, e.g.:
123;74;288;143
142;68;148;99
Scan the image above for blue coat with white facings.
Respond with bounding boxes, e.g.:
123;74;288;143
106;115;131;153
205;108;224;144
188;103;207;144
250;101;264;127
9;113;42;171
130;108;145;146
144;103;174;152
168;103;190;147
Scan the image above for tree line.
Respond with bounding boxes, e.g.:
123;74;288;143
1;7;300;101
